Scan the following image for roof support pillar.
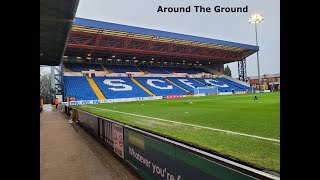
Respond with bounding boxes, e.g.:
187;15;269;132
238;59;247;82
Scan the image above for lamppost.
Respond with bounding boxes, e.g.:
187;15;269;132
249;14;263;87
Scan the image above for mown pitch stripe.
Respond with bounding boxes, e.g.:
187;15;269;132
83;106;280;143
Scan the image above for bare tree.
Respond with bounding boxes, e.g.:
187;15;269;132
40;68;52;104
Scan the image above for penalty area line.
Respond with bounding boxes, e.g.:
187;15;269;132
83;105;280;143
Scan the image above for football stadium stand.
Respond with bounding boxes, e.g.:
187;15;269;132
64;63;104;72
92;77;150;99
138;66;169;74
63;70;253;99
47;16;281;180
164;67;208;74
219;77;254;91
104;65;141;73
60;17;258;101
196;78;235;92
64;63;210;75
167;77;206;93
134;77;187;96
64;76;98;100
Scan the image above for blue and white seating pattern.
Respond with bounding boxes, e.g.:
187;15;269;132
135;77;187;96
63;76;253;101
219;78;254;91
63;63;254;100
195;78;254;92
167;77;205;92
93;77;150;99
196;78;234;92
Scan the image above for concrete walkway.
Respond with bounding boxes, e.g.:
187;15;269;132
40;104;139;180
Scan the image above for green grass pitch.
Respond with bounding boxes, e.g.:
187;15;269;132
75;92;280;172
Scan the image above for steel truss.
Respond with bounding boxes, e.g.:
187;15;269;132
238;59;247;82
66;30;244;61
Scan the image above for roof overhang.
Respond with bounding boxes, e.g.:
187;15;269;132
64;17;258;65
40;0;80;66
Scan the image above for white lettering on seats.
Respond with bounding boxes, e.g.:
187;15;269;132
147;79;172;89
103;79;133;91
204;79;229;87
178;79;194;88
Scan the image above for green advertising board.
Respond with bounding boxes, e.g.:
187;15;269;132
124;128;258;180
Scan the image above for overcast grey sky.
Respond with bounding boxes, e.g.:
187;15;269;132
74;0;279;78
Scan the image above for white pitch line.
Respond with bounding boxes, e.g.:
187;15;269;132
163;95;255;104
83;106;280;143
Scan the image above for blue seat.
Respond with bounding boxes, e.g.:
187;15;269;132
135;77;187;96
163;67;208;74
167;77;205;92
93;77;150;99
195;78;233;92
218;78;255;91
64;76;98;100
64;63;104;72
104;65;140;73
138;66;168;74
